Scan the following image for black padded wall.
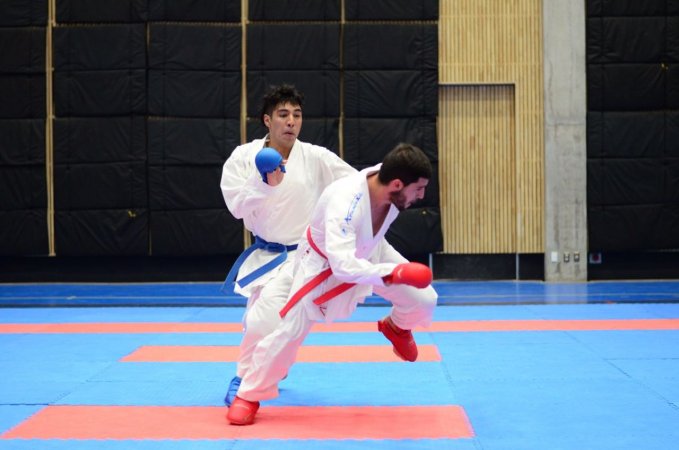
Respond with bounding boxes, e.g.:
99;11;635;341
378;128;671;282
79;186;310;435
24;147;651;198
0;0;440;272
148;0;239;22
0;0;48;26
147;18;243;256
0;0;48;255
245;5;341;152
343;10;441;255
48;0;243;257
249;0;340;21
587;0;679;251
53;11;148;255
345;0;439;21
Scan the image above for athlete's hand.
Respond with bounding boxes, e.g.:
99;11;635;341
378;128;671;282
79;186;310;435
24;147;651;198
255;147;286;184
383;262;432;288
265;162;286;186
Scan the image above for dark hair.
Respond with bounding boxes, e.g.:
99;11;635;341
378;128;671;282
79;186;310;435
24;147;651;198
378;143;432;186
260;84;304;126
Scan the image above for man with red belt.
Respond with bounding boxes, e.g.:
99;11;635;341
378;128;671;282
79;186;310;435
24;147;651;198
219;84;356;406
227;142;438;425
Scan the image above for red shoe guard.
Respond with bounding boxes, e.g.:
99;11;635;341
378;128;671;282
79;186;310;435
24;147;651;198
226;396;260;425
377;316;418;362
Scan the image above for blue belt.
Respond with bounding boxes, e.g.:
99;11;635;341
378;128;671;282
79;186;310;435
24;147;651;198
221;235;298;293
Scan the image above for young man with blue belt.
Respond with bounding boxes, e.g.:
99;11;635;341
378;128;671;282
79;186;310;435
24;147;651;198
219;84;356;405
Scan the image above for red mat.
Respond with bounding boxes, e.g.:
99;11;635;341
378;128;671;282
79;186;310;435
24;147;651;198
1;405;474;440
425;318;679;332
121;344;442;362
0;323;243;333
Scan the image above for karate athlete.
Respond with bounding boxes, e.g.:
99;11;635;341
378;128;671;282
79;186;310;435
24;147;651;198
227;143;438;425
219;84;356;406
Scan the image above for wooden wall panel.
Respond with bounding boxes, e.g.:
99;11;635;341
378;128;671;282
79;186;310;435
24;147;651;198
439;85;515;253
439;0;544;253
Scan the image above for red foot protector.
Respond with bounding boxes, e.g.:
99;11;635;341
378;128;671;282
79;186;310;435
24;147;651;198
1;405;475;440
227;396;260;425
378;316;419;362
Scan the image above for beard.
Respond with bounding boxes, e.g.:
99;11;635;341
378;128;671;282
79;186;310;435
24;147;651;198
389;190;408;211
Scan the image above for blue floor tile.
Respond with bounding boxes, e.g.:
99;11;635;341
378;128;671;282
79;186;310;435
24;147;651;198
1;282;679;450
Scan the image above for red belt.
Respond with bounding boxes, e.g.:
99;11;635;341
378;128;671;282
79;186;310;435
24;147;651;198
279;228;354;318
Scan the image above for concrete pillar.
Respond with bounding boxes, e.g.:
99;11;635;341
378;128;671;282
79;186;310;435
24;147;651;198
542;0;588;281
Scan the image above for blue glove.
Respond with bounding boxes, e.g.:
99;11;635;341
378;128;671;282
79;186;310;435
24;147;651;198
254;147;286;183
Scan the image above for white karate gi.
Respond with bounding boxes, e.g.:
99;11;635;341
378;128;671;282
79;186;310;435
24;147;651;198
237;164;438;402
220;136;356;376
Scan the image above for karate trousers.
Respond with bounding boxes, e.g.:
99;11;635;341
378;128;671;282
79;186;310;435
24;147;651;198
237;280;437;402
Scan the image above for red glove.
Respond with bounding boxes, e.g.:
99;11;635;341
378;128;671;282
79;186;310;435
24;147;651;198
383;262;432;288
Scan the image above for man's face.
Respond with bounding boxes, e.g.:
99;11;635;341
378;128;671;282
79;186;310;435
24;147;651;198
263;102;302;149
389;177;429;211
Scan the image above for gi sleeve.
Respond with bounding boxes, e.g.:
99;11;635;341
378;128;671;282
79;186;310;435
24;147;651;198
312;145;357;185
377;238;409;265
219;145;276;228
322;202;396;286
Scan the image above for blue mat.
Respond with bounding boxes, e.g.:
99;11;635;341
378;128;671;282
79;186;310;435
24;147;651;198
456;378;679;450
2;294;679;449
3;280;679;307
